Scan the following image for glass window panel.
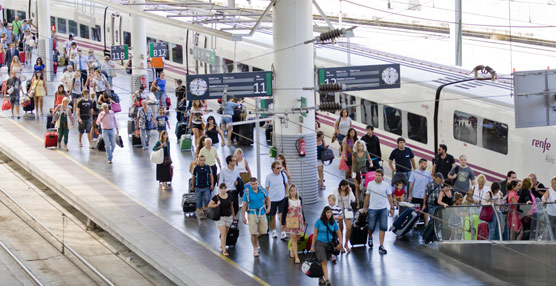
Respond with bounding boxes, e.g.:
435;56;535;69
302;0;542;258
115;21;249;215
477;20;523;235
92;25;101;42
123;31;131;46
361;99;379;128
171;43;183;64
17;11;26;20
407;112;427;144
68;20;78;36
482;119;508;154
79;24;89;39
57;18;67;34
453;110;477;145
383;105;402;136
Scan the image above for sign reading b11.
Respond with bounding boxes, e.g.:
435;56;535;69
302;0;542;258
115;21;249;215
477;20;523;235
110;45;128;60
149;42;167;58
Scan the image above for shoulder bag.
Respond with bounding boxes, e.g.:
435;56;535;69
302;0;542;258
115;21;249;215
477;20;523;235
479;192;494;222
207;196;221;221
150;147;164;164
325;223;340;256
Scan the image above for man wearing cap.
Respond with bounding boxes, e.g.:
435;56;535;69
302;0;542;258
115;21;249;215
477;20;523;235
75;49;89;84
101;56;116;87
423;172;444;226
64;34;75;62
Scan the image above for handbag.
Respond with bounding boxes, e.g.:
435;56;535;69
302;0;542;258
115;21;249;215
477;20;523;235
111;102;121;113
286;216;299;229
301;252;324;278
325;224;340;256
320;148;334;165
479;192;494;222
150;147;164;164
331;132;337;143
338;157;349;171
207;197;221;221
2;99;11;111
115;135;124;148
7;86;14;94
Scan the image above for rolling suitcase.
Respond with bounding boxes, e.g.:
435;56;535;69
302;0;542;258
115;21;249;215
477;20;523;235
288;225;309;253
477;222;489;240
96;137;106;152
224;220;240;246
127;119;136;136
131;135;142;147
238;123;254;146
22;97;34;113
390;208;419;237
265;123;273;145
175;121;189;143
181;192;197;215
305;234;314;252
421;221;438;243
350;224;368;246
19;51;25;64
180;134;192;151
44;129;58;148
464;214;480;240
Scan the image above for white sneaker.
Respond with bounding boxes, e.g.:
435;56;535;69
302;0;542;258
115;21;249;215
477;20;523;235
280;232;288;240
272;230;278;238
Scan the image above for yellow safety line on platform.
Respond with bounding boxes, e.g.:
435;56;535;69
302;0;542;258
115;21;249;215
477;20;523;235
1;115;270;286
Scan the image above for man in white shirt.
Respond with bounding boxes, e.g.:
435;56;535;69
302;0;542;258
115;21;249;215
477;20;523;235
362;169;394;255
265;161;289;240
219;155;241;215
61;65;74;92
64;34;75;59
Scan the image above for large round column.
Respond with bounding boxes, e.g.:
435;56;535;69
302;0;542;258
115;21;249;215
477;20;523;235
273;0;318;203
130;0;147;92
37;0;52;81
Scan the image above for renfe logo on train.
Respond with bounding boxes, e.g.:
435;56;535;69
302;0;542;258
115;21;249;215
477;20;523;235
532;138;551;153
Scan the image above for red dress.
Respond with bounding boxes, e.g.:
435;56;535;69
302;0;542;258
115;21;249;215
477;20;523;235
285;199;304;235
507;190;521;232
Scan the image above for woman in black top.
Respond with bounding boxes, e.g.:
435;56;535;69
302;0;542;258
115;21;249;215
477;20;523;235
208;183;235;256
204;116;225;146
152;130;172;189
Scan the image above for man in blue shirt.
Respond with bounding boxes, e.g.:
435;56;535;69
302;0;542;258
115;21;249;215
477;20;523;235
242;177;270;257
75;49;89;85
192;155;214;219
220;97;240;146
408;159;433;208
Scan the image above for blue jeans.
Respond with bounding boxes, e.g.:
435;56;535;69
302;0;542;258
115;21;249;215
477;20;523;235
140;128;150;149
489;211;502;240
196;187;210;209
107;76;113;87
155;90;166;106
368;208;388;232
102;128;116;161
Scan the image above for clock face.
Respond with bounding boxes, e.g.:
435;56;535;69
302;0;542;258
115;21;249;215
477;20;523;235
189;78;208;96
381;67;399;85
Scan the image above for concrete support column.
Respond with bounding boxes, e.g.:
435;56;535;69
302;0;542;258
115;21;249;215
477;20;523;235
454;0;462;66
37;0;53;81
130;0;147;92
273;0;318;204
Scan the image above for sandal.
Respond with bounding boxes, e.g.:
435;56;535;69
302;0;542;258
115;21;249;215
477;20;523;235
222;251;229;256
253;250;259;257
78;143;83;147
295;258;300;264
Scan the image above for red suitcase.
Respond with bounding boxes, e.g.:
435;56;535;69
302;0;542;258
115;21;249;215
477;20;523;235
45;129;58;148
19;51;25;64
477;222;489;240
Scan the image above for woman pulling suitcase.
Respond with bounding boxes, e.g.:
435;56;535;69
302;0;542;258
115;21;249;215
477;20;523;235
208;183;235;256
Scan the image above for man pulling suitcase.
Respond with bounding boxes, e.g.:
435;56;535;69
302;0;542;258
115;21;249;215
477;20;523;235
362;169;394;255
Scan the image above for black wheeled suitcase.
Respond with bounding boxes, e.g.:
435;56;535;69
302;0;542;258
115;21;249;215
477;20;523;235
225;220;240;246
127;119;136;136
238;123;254;146
131;134;142;147
175;121;189;143
350;225;368;246
96;137;106;152
181;192;196;215
265;123;272;145
390;208;419;237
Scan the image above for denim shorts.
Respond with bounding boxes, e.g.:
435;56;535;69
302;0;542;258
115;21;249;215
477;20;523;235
195;187;211;209
367;208;388;232
221;116;233;125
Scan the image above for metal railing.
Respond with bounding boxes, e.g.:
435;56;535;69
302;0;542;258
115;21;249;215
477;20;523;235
431;200;555;242
0;240;44;286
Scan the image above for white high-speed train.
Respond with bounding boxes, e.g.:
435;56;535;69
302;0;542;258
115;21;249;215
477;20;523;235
3;0;555;185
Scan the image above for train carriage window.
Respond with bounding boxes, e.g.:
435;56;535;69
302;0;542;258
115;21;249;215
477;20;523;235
92;25;101;42
123;31;131;47
252;67;263;72
57;18;67;34
68;20;78;37
6;9;15;23
51;17;55;28
383;105;402;136
79;24;90;39
361;99;379;128
162;41;170;61
453;110;477;145
407;112;427;144
482;119;508;155
17;11;26;20
339;94;357;120
170;43;183;64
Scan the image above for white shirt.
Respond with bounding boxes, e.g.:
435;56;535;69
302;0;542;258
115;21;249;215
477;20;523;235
473;184;491;204
61;71;74;91
218;166;240;191
546;187;556;216
366;180;392;210
265;172;288;202
65;40;75;55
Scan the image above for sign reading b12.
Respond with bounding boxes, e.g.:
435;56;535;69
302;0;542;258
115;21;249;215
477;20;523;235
149;42;167;58
110;45;129;60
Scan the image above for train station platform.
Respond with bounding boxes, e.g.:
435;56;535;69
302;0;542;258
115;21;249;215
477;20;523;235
0;61;510;285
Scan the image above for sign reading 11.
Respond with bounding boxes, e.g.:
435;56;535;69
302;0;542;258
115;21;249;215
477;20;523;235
254;82;267;94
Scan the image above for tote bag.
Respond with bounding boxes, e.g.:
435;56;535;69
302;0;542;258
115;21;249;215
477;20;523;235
150;148;164;164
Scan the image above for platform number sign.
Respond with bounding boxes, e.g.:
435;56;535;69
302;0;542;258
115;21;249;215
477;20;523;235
186;71;273;100
110;45;128;60
149;42;167;58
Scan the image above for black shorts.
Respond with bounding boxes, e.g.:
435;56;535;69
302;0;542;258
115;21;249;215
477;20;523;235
269;197;287;216
191;122;203;130
412;198;424;206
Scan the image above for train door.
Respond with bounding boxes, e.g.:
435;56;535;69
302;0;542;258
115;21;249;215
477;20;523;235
111;13;121;46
